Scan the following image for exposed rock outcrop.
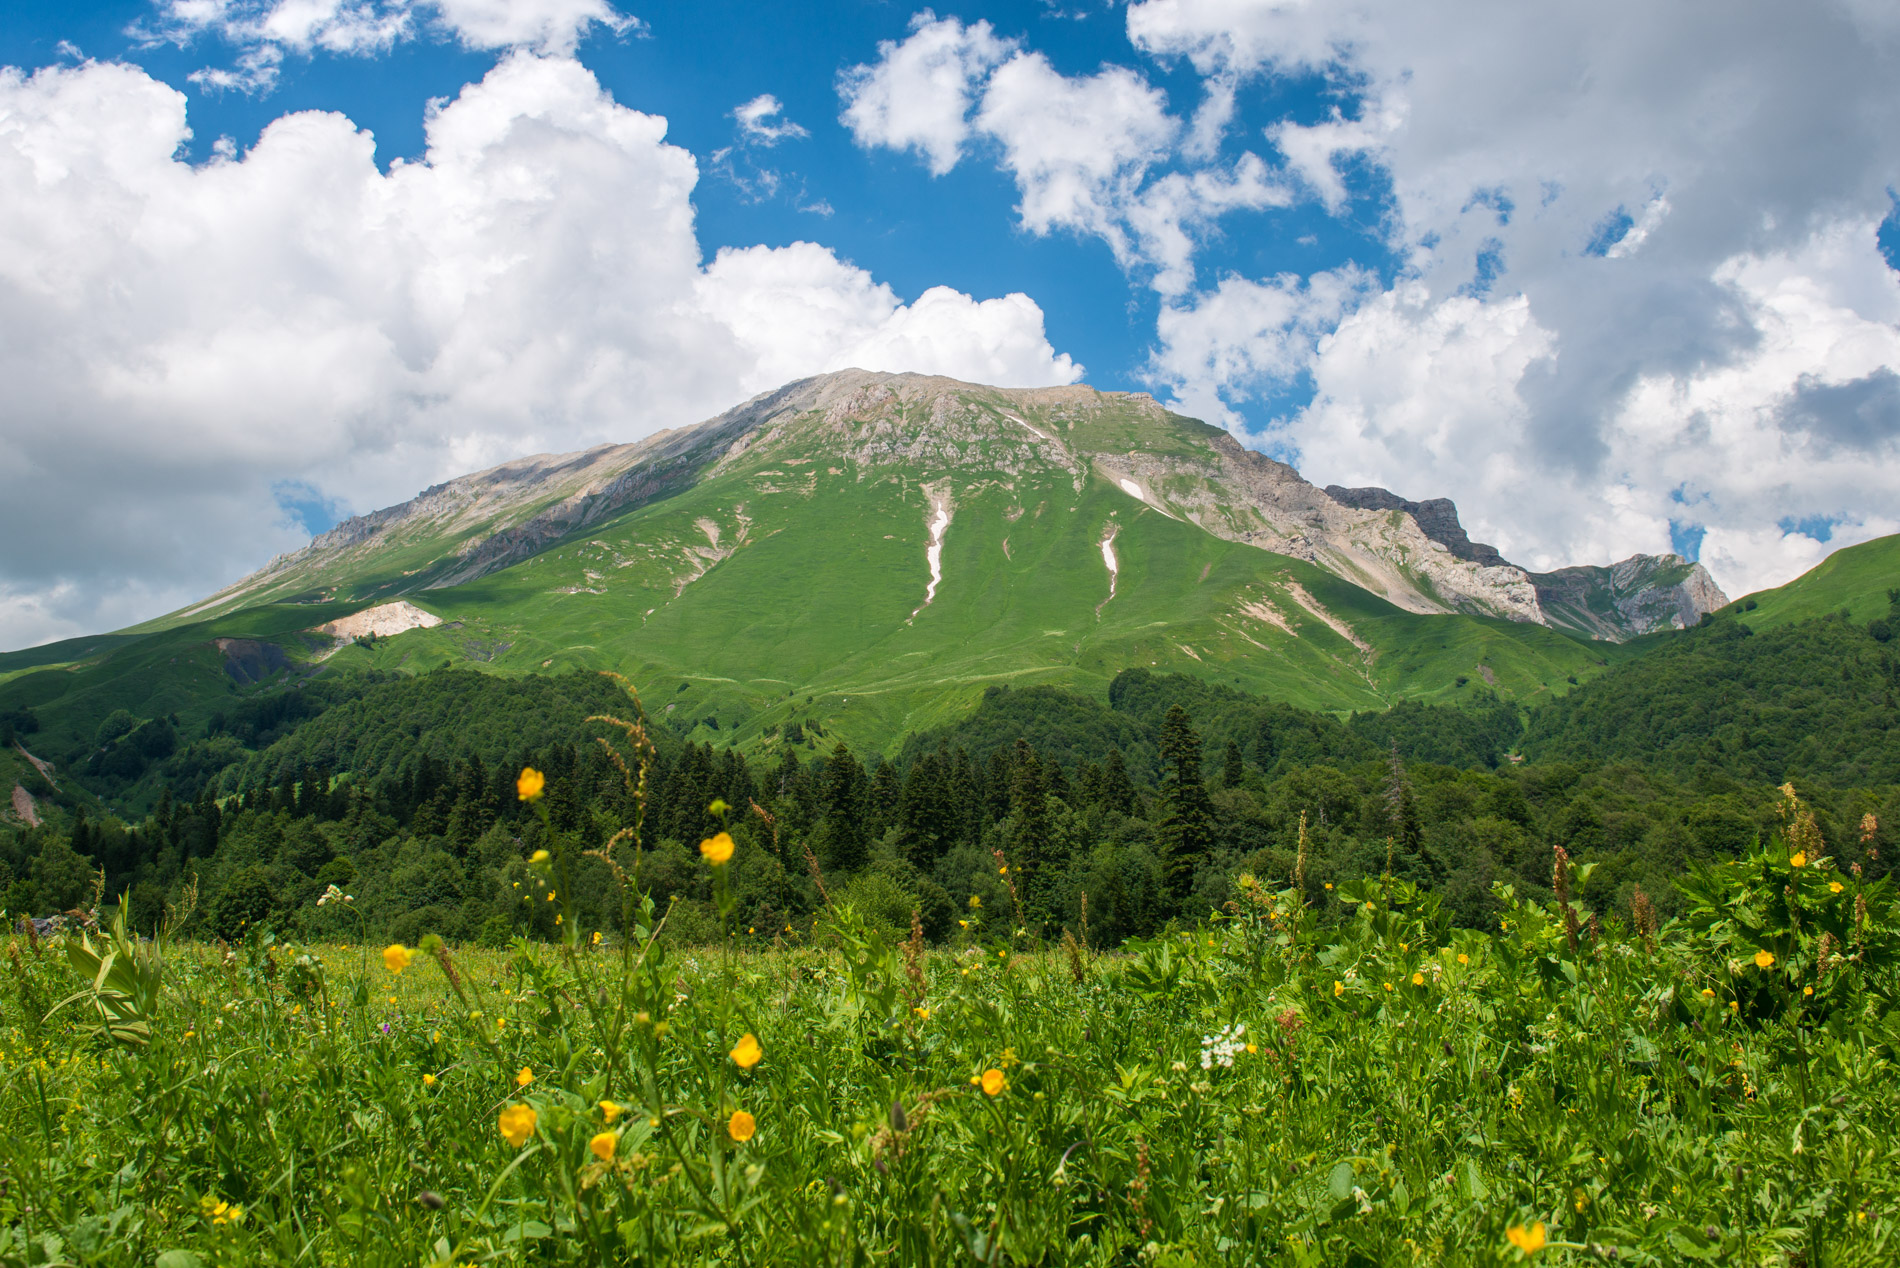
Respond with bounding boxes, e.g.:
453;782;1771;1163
1323;486;1508;566
1529;555;1730;640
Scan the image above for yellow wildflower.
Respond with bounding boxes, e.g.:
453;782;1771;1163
1411;972;1425;986
422;1073;437;1088
529;849;550;864
730;1033;763;1070
1803;986;1814;997
728;1110;757;1143
592;930;603;945
914;1006;931;1020
1458;953;1469;965
1830;881;1844;894
589;1130;618;1162
1754;949;1775;969
600;1100;624;1123
981;1068;1006;1096
498;1103;537;1148
1506;1222;1546;1254
516;1066;534;1088
700;832;735;865
383;944;413;975
517;768;546;802
1333;980;1344;997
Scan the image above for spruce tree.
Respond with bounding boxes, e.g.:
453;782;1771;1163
821;742;868;872
1006;740;1053;921
1222;739;1244;788
1102;748;1138;817
1156;705;1217;902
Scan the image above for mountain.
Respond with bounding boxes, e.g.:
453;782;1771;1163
1324;485;1728;640
0;370;1795;782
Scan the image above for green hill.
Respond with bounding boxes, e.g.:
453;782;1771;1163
1732;533;1900;629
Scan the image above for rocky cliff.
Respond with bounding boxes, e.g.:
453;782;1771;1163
1320;483;1728;640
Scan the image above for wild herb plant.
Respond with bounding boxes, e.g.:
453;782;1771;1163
2;769;1896;1265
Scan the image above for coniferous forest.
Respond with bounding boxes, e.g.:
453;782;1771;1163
6;597;1897;950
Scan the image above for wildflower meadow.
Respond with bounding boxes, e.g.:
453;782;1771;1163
4;771;1897;1266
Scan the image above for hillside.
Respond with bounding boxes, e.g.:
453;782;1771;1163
1521;598;1900;785
1731;533;1900;630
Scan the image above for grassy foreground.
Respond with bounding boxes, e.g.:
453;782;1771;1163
5;788;1899;1266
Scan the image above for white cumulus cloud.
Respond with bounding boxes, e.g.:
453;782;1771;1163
838;11;1014;176
1128;0;1900;594
0;53;1079;649
138;0;640;91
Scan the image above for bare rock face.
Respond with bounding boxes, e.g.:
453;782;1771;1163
1318;483;1731;641
1529;555;1730;640
316;601;443;641
1323;486;1508;567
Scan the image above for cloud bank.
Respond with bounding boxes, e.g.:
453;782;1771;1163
840;4;1900;596
0;52;1079;649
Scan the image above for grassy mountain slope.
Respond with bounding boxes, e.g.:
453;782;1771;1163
1733;534;1900;630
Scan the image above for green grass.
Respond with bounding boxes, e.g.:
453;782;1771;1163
6;783;1897;1265
1736;534;1900;630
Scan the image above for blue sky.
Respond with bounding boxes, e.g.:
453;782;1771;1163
1;0;1898;648
0;1;1390;418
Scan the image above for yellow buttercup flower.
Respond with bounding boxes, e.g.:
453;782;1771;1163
700;831;735;865
600;1100;624;1123
1506;1222;1546;1254
1830;881;1844;894
516;1066;534;1088
498;1104;537;1148
1701;988;1715;998
422;1073;436;1088
1411;972;1425;987
1754;949;1775;969
592;930;603;945
517;767;546;802
529;849;550;864
1790;852;1807;868
728;1110;757;1143
383;944;413;975
730;1033;763;1070
981;1068;1006;1096
1333;980;1344;997
1457;953;1469;965
589;1130;617;1162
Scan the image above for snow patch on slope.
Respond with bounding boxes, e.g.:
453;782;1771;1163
910;485;955;621
1096;522;1121;616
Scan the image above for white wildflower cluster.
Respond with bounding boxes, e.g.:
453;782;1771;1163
1200;1023;1247;1070
316;884;354;907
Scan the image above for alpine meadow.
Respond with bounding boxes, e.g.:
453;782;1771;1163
5;2;1900;1266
